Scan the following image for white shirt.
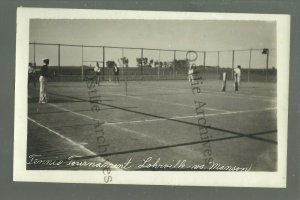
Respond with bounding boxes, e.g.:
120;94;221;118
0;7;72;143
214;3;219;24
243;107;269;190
114;66;119;72
235;68;241;76
94;65;101;73
222;72;227;80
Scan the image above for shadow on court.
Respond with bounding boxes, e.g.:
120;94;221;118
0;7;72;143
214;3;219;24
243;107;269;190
27;80;277;171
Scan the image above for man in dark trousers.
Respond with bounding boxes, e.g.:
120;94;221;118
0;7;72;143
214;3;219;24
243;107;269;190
113;62;120;83
234;65;241;91
28;62;36;87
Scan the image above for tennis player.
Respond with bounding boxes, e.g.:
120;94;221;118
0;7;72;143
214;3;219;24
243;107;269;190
188;64;195;83
94;61;101;85
113;62;120;83
28;62;36;87
235;65;241;83
39;58;49;104
234;65;242;89
221;71;227;92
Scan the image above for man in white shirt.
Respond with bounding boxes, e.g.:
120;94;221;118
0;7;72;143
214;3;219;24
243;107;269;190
113;62;120;83
234;65;242;91
94;62;101;85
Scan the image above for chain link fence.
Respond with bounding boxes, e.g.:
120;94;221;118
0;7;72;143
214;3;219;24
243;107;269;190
29;42;277;82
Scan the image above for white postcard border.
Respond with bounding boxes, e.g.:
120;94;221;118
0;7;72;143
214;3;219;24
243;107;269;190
14;7;290;187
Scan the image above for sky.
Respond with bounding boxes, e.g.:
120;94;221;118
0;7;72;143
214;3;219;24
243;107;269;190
29;19;276;68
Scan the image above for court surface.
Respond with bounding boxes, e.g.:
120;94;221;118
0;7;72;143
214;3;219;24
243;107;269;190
27;79;277;171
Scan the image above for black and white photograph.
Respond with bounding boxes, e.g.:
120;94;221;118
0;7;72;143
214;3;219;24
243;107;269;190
14;8;290;187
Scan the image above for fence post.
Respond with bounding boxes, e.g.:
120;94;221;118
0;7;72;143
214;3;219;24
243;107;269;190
103;46;105;81
58;44;61;75
125;61;128;95
141;48;144;80
232;50;235;80
261;48;269;81
158;50;160;80
122;48;128;95
81;45;83;81
266;50;269;81
173;50;176;79
203;51;206;80
217;51;220;77
33;40;36;66
248;48;252;82
122;48;124;81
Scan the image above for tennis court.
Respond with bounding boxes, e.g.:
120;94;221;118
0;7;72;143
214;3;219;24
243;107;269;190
27;79;277;171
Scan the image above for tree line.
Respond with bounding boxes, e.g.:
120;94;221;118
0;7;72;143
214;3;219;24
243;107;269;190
106;57;190;68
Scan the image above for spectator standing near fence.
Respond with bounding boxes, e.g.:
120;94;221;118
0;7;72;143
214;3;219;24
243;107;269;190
39;58;49;104
113;62;120;83
28;62;36;87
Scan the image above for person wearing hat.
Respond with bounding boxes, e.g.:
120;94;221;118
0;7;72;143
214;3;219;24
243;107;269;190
39;58;49;104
